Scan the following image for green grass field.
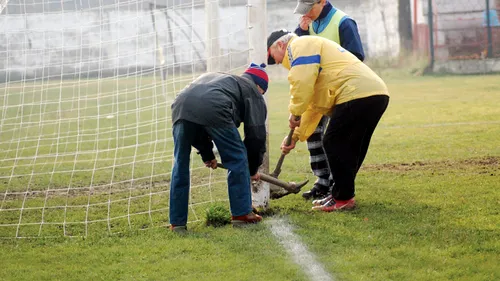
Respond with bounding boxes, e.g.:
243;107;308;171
1;73;499;280
0;75;231;237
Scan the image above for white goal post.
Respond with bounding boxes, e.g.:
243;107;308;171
0;0;8;14
0;0;268;238
246;0;270;209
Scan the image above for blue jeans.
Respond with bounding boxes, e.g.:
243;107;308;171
169;120;253;226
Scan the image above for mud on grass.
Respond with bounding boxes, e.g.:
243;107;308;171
362;156;499;175
0;158;232;238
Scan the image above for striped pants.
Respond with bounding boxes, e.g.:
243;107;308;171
306;116;333;192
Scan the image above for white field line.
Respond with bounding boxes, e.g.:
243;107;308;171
267;217;334;281
382;120;500;129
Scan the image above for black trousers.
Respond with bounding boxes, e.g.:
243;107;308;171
323;95;389;200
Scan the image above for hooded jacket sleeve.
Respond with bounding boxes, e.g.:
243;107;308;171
339;18;365;62
192;130;215;163
240;81;267;176
294;25;310;36
292;107;324;142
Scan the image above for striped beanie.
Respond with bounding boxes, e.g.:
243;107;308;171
244;63;269;94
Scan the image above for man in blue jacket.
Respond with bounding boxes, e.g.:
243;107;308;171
293;0;366;200
169;63;269;232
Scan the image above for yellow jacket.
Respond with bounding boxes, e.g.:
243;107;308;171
282;35;389;142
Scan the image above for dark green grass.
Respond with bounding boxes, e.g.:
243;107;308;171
272;162;499;281
266;74;500;281
0;226;307;281
1;73;500;280
0;75;231;237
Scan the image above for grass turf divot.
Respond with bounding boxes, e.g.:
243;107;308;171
205;202;231;227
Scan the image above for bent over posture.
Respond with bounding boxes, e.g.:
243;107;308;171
267;30;389;212
169;63;269;231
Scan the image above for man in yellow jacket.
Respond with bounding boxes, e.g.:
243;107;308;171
267;30;389;211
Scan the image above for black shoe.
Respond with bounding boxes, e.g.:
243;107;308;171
302;185;328;200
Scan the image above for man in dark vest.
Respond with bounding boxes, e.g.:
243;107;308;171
293;0;366;200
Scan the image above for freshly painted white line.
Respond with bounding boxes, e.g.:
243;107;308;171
267;217;334;281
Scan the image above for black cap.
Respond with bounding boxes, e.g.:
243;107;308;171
267;29;291;65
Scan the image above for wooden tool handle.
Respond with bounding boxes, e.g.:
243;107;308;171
271;115;301;177
216;163;297;193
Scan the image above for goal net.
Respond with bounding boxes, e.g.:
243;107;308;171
0;0;259;238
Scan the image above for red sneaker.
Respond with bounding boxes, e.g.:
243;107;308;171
231;212;262;226
312;197;356;212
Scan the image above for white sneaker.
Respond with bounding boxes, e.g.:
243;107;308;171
312;195;333;206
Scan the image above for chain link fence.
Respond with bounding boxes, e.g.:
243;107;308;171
416;0;500;73
432;0;500;60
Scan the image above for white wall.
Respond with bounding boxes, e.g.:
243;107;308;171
0;0;401;82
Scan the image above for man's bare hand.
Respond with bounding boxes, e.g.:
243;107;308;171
289;114;301;129
204;159;217;169
250;173;261;181
299;16;312;31
281;135;297;155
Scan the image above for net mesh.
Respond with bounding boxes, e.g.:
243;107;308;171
0;0;251;238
